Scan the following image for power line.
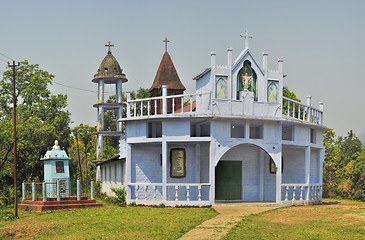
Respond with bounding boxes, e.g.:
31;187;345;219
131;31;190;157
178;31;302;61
53;81;97;93
53;81;111;93
0;57;8;63
0;51;14;61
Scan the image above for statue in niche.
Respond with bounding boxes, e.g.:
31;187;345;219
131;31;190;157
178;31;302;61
241;72;252;91
237;60;257;100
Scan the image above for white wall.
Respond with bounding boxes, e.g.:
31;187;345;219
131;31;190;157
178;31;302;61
100;160;125;196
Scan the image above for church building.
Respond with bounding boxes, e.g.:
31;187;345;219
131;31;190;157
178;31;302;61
95;32;328;206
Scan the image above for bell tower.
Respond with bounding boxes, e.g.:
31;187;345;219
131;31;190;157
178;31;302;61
92;42;128;162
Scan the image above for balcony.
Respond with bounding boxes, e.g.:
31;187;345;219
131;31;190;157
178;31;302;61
122;85;324;126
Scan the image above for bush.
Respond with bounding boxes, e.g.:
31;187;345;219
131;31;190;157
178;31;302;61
159;203;166;208
128;201;137;207
110;187;126;206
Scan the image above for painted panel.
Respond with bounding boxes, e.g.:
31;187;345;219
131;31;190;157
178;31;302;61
267;80;279;103
215;76;227;99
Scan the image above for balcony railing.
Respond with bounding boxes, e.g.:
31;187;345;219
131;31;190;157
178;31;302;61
125;85;324;126
282;97;323;125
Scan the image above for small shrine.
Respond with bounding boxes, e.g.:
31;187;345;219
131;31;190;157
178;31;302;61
41;140;70;182
19;140;102;211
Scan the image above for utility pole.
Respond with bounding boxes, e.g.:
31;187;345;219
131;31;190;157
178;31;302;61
9;61;19;218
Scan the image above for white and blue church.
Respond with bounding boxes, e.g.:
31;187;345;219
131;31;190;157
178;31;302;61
94;32;328;206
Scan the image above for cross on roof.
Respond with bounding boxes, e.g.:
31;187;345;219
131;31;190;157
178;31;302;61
240;30;253;49
105;41;114;53
163;37;170;52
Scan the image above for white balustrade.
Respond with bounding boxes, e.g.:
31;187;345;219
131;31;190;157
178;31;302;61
125;92;210;119
128;183;210;203
283;97;323;126
282;184;322;204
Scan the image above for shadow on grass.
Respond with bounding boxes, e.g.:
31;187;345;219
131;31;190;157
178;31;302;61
322;201;340;205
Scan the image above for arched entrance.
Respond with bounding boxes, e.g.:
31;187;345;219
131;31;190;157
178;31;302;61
215;143;276;202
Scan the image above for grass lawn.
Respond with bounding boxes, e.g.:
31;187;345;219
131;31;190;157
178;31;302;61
0;203;218;239
223;199;365;240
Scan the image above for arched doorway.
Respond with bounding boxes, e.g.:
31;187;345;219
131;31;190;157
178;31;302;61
215;143;276;202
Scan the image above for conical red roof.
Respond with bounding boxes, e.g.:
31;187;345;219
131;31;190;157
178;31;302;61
149;52;186;92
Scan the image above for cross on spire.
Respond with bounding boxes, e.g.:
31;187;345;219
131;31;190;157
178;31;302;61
240;30;253;49
163;37;170;52
105;41;114;53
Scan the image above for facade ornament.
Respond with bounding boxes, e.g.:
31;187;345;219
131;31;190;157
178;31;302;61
52;140;61;150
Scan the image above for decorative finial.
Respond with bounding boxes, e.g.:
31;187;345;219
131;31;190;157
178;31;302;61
105;41;114;53
52;140;61;150
240;30;253;49
163;37;170;52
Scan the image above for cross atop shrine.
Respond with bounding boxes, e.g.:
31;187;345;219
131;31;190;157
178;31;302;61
163;37;170;52
240;30;253;49
105;41;114;53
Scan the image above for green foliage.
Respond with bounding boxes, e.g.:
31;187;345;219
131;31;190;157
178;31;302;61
0;186;15;208
68;124;97;180
128;201;137;207
110;186;126;206
0;60;71;205
323;129;365;201
159;203;166;208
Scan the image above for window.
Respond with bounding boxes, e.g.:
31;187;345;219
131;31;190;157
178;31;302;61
56;161;64;173
282;125;294;141
147;121;162;138
231;123;245;138
249;124;263;139
310;128;316;144
191;121;210;137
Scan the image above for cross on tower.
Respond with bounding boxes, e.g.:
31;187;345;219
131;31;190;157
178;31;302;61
240;30;253;49
163;37;170;52
105;41;114;53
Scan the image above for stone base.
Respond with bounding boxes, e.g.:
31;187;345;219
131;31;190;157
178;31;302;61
19;196;102;211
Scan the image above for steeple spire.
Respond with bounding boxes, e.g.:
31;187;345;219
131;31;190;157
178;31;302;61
163;37;170;52
240;30;253;49
105;41;114;53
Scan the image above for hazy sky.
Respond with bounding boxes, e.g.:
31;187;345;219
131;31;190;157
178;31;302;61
0;0;364;136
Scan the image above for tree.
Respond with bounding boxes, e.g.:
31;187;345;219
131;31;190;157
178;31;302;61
69;124;97;180
323;129;365;201
0;61;71;202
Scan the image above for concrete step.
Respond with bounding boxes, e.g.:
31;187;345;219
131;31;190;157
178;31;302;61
21;199;97;206
19;202;102;211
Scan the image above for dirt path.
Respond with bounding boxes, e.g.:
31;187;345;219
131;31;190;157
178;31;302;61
179;205;279;240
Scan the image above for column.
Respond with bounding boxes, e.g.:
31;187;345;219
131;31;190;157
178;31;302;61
126;143;132;202
96;135;103;161
259;150;264;201
274;149;282;203
195;144;201;183
304;146;311;199
162;85;167;115
162;141;167;200
209;141;215;205
98;80;104;104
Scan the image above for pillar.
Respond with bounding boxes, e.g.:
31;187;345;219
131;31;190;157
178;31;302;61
305;146;311;199
98;80;104;104
162;85;167;115
162;141;167;200
262;52;268;72
126;143;132;202
259;150;265;201
278;59;283;74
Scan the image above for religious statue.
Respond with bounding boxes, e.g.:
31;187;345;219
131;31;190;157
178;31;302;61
52;140;61;150
241;72;252;91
